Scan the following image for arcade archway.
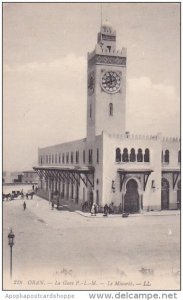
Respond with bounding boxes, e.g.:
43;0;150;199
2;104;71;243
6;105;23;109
161;178;169;210
124;179;139;213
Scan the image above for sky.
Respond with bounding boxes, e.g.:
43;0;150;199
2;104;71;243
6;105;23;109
3;2;180;172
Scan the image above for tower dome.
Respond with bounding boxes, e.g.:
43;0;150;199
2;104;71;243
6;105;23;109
101;19;114;34
97;19;116;52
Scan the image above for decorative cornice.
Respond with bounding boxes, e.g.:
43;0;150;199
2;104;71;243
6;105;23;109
88;54;126;67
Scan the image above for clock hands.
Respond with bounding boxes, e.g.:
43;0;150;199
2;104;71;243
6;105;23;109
101;71;121;93
105;75;117;86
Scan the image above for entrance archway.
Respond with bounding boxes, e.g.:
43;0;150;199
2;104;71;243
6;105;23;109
124;179;139;213
177;180;181;210
161;178;169;210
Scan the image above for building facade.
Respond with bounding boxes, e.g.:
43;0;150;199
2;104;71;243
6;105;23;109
34;22;180;213
3;171;23;184
3;171;38;184
22;171;39;184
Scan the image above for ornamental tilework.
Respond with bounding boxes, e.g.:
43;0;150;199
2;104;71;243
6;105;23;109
88;55;126;67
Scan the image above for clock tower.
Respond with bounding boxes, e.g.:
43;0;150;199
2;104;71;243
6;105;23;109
87;21;127;140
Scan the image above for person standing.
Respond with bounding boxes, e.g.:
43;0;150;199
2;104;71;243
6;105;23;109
103;204;109;217
51;201;54;210
91;204;96;216
23;201;26;211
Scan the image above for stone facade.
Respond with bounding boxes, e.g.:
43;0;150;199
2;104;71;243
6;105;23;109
36;22;180;213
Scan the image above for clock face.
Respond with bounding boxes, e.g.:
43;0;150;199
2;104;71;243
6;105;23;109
101;71;121;93
88;73;95;95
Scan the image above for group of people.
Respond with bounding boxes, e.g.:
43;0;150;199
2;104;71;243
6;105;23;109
90;202;123;216
90;202;116;216
3;184;38;202
82;200;93;212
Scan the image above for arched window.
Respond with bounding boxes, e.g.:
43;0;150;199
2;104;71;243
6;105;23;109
130;148;136;162
59;154;61;164
144;149;150;162
109;103;113;116
116;148;121;162
55;154;57;164
164;150;169;163
107;46;111;52
66;152;69;164
97;148;99;163
88;149;93;164
71;152;73;164
122;148;129;162
83;150;85;163
178;150;181;163
137;149;143;162
52;154;54;164
76;151;79;164
62;154;65;164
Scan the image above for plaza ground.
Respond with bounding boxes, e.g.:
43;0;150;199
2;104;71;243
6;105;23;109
3;196;180;290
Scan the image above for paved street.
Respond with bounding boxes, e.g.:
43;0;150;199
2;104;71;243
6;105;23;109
3;196;180;290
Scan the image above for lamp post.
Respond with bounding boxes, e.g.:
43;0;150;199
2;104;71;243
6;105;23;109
8;228;15;279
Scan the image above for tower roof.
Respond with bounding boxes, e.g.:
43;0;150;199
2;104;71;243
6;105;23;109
101;19;115;35
97;19;116;50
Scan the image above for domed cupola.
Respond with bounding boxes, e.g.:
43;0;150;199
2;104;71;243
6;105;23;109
97;19;116;52
101;19;114;34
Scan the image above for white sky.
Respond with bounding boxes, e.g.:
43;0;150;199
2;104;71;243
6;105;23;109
3;2;180;171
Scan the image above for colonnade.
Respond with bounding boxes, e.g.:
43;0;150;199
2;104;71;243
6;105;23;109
34;167;95;207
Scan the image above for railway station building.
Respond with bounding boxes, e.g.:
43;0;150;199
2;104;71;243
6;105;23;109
34;22;180;213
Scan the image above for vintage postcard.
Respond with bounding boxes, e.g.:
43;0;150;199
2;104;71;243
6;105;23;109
2;2;180;293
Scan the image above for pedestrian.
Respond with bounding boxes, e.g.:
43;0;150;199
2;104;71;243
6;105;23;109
103;204;109;217
94;203;98;215
23;201;26;211
51;201;54;210
91;204;96;216
32;184;34;190
56;194;59;209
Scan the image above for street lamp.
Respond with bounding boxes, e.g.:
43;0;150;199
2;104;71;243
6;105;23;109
8;228;15;279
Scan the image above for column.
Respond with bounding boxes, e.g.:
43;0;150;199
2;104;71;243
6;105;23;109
122;192;124;214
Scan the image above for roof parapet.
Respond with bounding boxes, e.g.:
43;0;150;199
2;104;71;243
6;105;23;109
162;136;180;143
88;45;127;60
107;133;180;143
